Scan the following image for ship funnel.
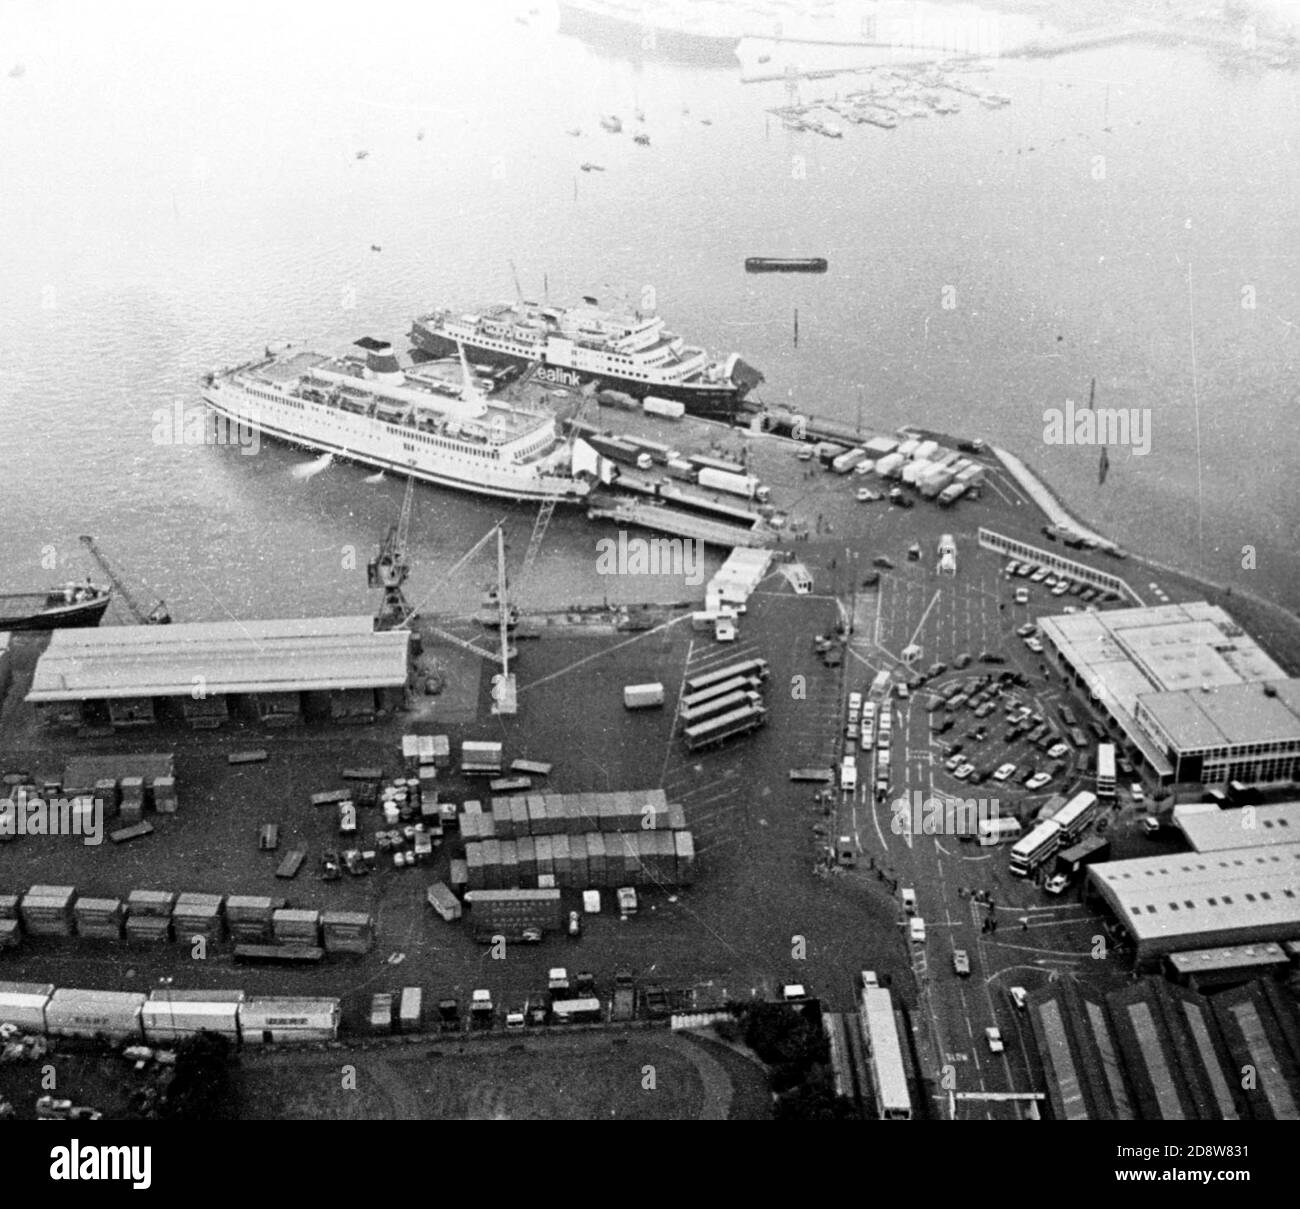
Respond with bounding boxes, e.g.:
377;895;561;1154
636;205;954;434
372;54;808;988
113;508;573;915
357;338;403;385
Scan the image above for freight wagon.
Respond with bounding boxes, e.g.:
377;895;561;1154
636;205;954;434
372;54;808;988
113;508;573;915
238;997;340;1044
682;703;767;751
141;990;244;1042
0;981;54;1032
45;989;146;1042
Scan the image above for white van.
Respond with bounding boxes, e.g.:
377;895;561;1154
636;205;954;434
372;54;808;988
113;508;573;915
908;917;926;944
840;757;857;793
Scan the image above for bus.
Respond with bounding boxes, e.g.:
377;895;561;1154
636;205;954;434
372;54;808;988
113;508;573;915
679;689;759;728
858;987;913;1120
1052;791;1102;844
683;703;767;751
1009;818;1064;877
684;658;770;696
1096;743;1117;800
681;674;761;710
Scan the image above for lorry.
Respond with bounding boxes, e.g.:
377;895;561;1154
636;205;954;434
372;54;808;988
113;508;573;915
918;468;956;499
616;887;638;916
840;756;857;793
873;452;906;479
831;448;868;474
1055;834;1111;877
643;395;686;419
623;682;665;709
463;888;563;941
938;482;967;507
611;969;637;1022
696;466;767;501
900;460;929;486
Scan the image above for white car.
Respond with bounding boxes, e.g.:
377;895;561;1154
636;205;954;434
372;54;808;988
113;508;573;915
1005;560;1020;576
1030;568;1049;584
1025;637;1044;654
848;691;862;714
1044;873;1070;895
1014;588;1030;605
1047;742;1069;759
857;488;881;502
985;1027;1004;1053
1009;986;1028;1010
992;763;1017;782
1130;783;1144;801
953;763;975;781
945;754;964;772
1051;582;1070;596
860;970;880;989
1142;815;1161;835
908;917;926;944
1026;772;1052;790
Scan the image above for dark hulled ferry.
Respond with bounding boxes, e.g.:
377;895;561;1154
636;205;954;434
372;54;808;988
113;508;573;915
0;583;111;631
409;295;763;425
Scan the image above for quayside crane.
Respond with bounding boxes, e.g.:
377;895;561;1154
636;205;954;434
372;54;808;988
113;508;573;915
78;536;171;624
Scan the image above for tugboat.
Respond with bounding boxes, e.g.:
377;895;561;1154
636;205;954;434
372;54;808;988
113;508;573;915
632;132;650;146
0;581;112;631
599;115;622;133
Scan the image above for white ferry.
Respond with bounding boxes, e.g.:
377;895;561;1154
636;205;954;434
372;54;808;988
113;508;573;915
202;339;590;504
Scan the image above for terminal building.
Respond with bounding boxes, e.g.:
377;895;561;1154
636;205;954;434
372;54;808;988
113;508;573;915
26;616;411;730
1037;602;1300;788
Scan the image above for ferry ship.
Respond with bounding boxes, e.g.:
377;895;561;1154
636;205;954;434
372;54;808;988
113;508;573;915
202;340;590;505
409;296;763;424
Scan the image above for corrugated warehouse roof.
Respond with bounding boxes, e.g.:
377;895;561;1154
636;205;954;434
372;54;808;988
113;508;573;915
1026;985;1132;1120
1087;844;1300;957
1174;802;1300;853
27;615;409;701
1211;983;1300;1120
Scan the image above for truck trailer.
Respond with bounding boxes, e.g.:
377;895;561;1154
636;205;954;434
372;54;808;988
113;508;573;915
463;888;563;941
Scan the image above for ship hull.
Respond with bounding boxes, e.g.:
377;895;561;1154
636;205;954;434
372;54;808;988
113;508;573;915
0;593;111;631
203;390;589;506
409;328;758;425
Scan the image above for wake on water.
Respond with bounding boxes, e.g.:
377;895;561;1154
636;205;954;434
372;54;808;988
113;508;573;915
364;469;386;483
291;452;334;480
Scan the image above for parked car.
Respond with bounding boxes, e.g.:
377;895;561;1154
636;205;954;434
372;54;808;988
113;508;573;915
1017;623;1036;638
993;763;1017;782
1131;782;1144;801
985;1027;1005;1053
1014;588;1030;605
1142;815;1161;835
953;763;974;781
1026;772;1052;790
908;917;927;943
979;651;1006;664
1045;873;1070;895
1051;582;1070;596
945;755;965;772
1009;987;1028;1010
872;555;895;569
568;910;581;937
1025;637;1044;654
857;487;880;502
952;949;971;977
1030;568;1049;584
954;652;972;669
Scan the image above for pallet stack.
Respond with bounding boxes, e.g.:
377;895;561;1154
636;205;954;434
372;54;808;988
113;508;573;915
74;896;125;939
172;893;225;943
19;886;75;936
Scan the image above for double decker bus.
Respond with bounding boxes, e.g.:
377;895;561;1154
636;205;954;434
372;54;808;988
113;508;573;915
1052;790;1102;844
683;703;767;752
858;986;913;1120
684;658;769;696
679;689;760;728
1009;818;1064;877
1096;743;1117;801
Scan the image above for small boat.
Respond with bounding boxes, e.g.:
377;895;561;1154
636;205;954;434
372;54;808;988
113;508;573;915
745;257;829;274
0;583;112;631
633;133;650;146
758;54;771;64
600;115;622;133
700;117;712;126
355;149;369;160
579;162;605;172
566;127;582;136
416;129;425;141
370;244;382;252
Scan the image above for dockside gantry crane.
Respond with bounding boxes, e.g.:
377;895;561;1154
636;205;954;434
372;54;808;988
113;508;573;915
78;536;171;624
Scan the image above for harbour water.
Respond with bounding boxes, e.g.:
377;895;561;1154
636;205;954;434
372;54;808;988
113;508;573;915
2;1;1297;619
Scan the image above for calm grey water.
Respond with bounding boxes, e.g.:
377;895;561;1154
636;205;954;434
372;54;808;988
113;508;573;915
2;1;1298;621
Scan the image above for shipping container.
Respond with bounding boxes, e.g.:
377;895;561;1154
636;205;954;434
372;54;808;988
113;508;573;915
912;440;939;462
623;682;665;709
900;460;929;486
831;448;868;474
643;395;686;419
462;740;504;776
426;882;462;921
937;483;966;507
142;991;243;1042
874;453;906;479
399;986;423;1032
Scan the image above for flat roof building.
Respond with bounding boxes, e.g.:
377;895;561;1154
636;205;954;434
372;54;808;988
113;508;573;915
1038;602;1300;786
27;616;409;729
1086;843;1300;961
1173;801;1300;853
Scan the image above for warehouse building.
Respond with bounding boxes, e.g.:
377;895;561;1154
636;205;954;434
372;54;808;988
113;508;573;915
1038;602;1300;787
26;616;410;729
1086;843;1300;962
1172;800;1300;853
1027;977;1300;1120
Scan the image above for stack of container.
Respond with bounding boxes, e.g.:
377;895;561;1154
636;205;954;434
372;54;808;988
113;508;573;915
225;896;280;943
124;890;176;943
320;911;374;954
19;885;76;936
369;992;394;1034
73;896;125;940
272;908;322;947
171;893;225;943
152;775;178;814
463;825;696;891
119;776;146;824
